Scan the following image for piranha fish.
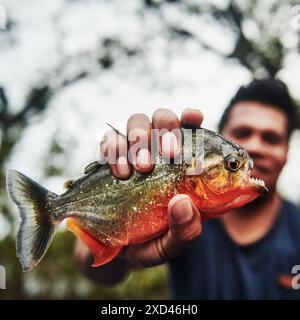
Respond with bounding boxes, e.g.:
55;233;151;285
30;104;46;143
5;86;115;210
6;128;267;272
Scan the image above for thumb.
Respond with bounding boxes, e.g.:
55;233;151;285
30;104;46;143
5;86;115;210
118;194;202;268
168;194;202;244
153;195;202;263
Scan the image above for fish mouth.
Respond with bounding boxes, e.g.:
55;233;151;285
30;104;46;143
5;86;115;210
244;170;269;194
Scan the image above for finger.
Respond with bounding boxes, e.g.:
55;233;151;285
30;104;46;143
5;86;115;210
152;108;181;159
100;129;131;179
181;108;204;128
168;194;202;242
127;113;153;173
120;195;201;268
159;195;202;261
116;155;131;179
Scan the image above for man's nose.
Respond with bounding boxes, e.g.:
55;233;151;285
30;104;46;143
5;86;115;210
241;135;267;157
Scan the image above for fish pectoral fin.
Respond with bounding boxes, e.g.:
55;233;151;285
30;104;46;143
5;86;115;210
92;245;122;268
67;218;122;267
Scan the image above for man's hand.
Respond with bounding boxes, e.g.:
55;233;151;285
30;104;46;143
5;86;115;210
74;108;204;284
102;108;203;267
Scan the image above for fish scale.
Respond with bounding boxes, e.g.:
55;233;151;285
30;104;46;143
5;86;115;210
6;127;267;271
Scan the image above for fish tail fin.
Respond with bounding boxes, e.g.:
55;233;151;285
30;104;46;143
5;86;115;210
6;170;59;272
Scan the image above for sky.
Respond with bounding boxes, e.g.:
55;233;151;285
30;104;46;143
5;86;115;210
1;0;300;237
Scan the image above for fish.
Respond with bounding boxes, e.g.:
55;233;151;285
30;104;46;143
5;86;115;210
6;128;268;272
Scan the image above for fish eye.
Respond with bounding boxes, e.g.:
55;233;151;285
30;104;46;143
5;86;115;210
225;155;241;172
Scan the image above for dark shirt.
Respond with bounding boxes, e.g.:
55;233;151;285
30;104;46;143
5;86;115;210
169;199;300;299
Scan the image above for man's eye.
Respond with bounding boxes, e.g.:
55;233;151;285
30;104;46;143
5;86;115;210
232;128;251;139
262;132;282;145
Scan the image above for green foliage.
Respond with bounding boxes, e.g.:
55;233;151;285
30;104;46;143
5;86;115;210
0;232;169;299
0;0;300;300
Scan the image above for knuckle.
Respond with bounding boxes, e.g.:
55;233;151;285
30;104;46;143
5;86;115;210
155;236;170;262
179;226;201;243
189;228;202;242
133;249;155;268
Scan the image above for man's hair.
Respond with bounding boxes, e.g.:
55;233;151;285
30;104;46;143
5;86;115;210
218;79;298;138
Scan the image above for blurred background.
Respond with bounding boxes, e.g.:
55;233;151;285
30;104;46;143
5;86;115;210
0;0;300;299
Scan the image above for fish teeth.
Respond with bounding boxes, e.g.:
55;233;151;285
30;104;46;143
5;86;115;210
250;176;265;187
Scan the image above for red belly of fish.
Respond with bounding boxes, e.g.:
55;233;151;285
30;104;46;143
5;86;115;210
127;203;170;244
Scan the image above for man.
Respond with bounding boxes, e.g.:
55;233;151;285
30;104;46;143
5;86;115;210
75;79;300;299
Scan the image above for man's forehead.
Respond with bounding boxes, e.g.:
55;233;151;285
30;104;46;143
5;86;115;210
226;101;288;134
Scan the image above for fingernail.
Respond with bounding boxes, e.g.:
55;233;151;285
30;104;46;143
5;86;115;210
181;109;203;128
161;132;179;158
137;148;151;168
116;156;130;176
172;199;193;224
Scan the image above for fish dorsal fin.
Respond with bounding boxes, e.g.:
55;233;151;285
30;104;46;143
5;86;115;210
67;218;122;267
84;161;102;175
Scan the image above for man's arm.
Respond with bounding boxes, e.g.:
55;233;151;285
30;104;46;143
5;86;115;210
74;108;204;286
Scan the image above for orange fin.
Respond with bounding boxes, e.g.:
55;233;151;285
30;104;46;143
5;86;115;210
67;218;122;267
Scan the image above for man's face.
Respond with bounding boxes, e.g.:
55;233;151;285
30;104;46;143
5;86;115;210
221;101;289;192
